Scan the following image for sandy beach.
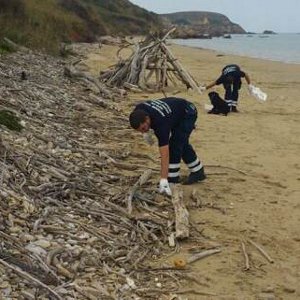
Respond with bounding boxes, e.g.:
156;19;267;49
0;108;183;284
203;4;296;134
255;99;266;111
85;43;300;299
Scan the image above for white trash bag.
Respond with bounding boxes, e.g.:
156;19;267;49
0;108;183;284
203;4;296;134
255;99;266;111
248;84;267;102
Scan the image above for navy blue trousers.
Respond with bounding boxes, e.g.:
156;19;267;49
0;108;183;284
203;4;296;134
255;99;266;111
168;103;202;181
223;79;242;107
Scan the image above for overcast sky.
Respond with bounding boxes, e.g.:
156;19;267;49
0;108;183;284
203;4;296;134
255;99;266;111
130;0;300;33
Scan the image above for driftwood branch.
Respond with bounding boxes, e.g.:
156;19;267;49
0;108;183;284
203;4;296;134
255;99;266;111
248;239;274;263
64;64;114;99
172;185;189;239
241;241;250;270
187;248;221;264
0;258;63;300
127;169;152;214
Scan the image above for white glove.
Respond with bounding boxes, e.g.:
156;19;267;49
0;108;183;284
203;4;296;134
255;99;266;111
247;84;255;93
159;178;172;196
199;86;206;93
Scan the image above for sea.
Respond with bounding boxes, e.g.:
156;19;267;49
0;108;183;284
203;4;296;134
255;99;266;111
171;33;300;64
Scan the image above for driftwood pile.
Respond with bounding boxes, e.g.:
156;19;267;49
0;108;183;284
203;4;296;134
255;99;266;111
0;46;214;299
99;29;202;94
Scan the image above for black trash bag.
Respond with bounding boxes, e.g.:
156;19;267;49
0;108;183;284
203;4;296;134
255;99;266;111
208;92;230;116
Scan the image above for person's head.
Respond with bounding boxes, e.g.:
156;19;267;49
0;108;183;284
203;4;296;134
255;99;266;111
129;109;151;133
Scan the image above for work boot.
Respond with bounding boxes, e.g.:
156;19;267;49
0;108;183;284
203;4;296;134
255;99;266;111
208;108;220;114
231;106;239;113
183;168;206;185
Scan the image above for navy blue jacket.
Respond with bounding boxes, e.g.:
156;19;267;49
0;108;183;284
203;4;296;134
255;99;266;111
135;98;189;147
216;64;245;85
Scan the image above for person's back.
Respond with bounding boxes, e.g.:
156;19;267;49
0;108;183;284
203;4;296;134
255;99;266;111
222;64;241;76
219;64;245;83
135;97;188;146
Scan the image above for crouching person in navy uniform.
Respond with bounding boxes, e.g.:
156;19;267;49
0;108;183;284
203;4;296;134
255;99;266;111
129;97;206;196
203;64;251;112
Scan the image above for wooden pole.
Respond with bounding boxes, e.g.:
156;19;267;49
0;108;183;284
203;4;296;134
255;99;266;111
160;42;202;95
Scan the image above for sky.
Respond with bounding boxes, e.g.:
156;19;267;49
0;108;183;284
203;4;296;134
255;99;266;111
130;0;300;33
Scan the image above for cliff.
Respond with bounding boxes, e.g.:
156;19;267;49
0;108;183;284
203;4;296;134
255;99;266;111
161;11;246;38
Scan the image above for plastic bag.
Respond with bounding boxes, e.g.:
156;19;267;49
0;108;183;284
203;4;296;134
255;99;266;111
248;84;267;102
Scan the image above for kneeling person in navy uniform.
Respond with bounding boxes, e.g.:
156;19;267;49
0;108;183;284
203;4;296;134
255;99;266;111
129;97;206;196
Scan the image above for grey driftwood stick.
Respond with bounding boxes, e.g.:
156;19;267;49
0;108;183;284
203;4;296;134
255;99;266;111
248;239;274;263
187;248;221;264
0;258;63;300
172;185;189;239
241;241;250;270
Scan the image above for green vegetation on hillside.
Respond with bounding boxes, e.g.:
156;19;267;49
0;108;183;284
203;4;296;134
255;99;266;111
0;110;23;132
0;0;161;53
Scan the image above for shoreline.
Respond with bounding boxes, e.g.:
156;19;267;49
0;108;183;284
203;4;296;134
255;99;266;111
172;42;300;65
170;38;300;65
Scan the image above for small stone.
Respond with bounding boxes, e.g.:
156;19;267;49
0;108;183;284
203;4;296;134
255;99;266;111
262;286;275;293
20;234;35;242
87;237;98;244
73;102;89;111
78;232;90;240
33;239;51;249
9;226;22;233
67;239;78;245
0;281;10;288
25;244;47;257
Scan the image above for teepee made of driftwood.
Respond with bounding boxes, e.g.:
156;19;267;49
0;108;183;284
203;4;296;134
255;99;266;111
99;28;202;94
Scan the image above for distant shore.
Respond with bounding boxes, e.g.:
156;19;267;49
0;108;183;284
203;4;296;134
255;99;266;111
170;33;300;64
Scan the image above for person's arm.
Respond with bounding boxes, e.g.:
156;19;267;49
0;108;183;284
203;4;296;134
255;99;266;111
244;72;251;84
205;80;217;90
158;144;172;196
159;145;169;179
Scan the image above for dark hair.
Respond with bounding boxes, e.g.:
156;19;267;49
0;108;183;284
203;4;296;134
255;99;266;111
129;109;148;129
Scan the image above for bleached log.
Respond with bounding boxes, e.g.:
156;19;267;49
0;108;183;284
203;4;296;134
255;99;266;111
161;56;168;88
172;185;189;239
138;54;149;89
248;239;274;263
161;27;177;41
0;258;63;300
127;44;141;84
187;248;221;264
241;241;250;270
64;65;113;99
145;69;155;83
127;169;152;214
160;42;202;94
123;82;142;92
